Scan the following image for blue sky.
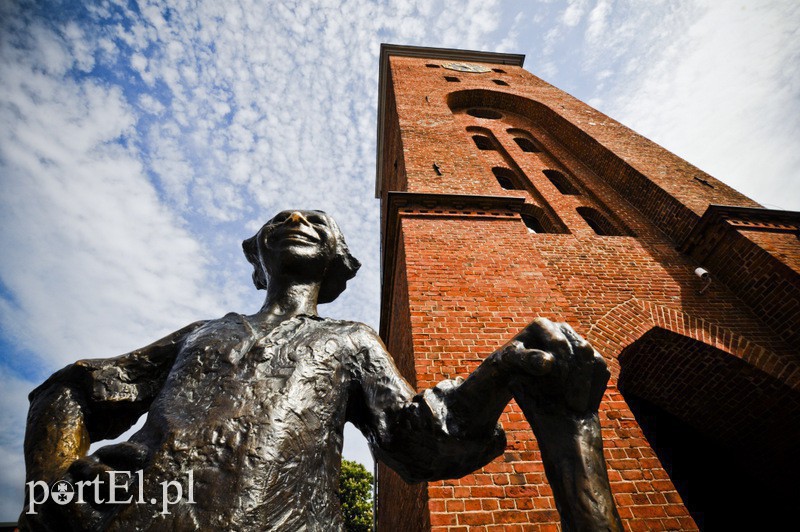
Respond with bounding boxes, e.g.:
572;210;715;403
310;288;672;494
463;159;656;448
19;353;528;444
1;0;798;520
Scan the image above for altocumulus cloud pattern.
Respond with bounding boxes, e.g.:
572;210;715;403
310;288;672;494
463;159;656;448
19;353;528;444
1;0;798;521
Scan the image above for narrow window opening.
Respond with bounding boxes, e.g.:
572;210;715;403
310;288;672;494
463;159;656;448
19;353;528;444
425;63;440;68
466;108;503;119
492;79;509;86
585;217;606;235
444;76;460;83
472;135;494;150
577;207;623;236
543;170;580;195
432;163;442;176
496;175;514;189
514;137;540;153
492;167;521;190
492;68;506;73
521;214;545;233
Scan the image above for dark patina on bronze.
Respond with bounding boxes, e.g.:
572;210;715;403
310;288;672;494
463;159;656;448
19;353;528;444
20;210;621;531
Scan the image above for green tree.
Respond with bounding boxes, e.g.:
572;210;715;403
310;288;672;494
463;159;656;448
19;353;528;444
338;459;374;532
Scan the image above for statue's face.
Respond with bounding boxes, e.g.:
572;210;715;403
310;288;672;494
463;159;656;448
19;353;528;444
258;210;338;279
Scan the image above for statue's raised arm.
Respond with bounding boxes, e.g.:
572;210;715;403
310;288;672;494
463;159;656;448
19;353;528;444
347;317;621;532
20;320;205;530
21;209;620;532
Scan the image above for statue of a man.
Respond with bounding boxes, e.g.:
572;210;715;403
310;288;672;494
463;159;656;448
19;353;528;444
20;210;620;531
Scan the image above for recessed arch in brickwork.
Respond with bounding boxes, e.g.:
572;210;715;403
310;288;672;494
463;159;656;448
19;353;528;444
542;169;580;195
450;90;636;238
616;328;800;528
466;125;498;151
586;298;799;390
518;203;566;235
577;206;628;236
588;299;800;528
445;88;706;244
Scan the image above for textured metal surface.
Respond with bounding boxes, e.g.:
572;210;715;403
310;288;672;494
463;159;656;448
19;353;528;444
20;210;619;531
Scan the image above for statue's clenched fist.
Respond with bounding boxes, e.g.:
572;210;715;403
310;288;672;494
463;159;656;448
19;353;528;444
497;318;609;415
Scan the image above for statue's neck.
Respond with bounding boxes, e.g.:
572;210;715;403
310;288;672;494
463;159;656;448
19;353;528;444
255;280;320;324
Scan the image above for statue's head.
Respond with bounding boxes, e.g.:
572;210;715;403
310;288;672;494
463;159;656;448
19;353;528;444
242;210;361;304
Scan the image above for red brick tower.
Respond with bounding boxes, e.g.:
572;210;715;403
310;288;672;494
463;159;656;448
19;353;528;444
374;44;800;531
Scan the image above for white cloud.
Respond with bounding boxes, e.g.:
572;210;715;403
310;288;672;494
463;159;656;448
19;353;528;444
585;0;611;42
603;0;800;210
0;370;32;521
562;0;587;27
0;14;224;368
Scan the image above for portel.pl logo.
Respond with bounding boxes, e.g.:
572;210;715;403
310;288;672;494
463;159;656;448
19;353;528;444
26;470;195;516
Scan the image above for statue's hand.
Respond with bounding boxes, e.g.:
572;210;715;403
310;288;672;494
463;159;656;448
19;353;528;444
67;441;150;506
500;318;609;416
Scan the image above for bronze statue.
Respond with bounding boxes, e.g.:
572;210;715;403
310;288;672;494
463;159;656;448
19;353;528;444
20;210;621;531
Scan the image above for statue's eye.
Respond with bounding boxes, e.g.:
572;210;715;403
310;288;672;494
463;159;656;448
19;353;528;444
307;215;326;226
270;213;290;224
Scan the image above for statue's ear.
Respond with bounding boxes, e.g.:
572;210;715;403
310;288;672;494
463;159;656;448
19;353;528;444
242;233;267;290
242;235;259;265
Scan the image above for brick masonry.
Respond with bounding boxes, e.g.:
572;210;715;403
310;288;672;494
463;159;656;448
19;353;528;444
375;45;800;531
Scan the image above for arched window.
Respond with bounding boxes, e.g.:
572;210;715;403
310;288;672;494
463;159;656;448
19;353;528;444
577;207;623;236
543;170;580;195
492;167;521;190
519;205;564;234
507;129;541;153
521;213;545;233
513;137;539;153
492;79;509;86
472;135;494;150
467;108;502;119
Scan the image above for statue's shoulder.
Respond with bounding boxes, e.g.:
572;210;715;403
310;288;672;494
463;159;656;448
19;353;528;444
312;317;381;346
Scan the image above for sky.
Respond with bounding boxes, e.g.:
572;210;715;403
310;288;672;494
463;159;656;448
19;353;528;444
1;0;798;521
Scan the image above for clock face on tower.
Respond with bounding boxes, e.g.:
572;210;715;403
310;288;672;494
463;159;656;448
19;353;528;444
441;62;491;73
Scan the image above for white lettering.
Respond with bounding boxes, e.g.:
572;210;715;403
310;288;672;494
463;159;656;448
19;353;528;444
91;475;105;504
186;470;195;504
25;481;48;514
108;471;133;504
160;480;182;515
135;469;146;504
75;480;91;504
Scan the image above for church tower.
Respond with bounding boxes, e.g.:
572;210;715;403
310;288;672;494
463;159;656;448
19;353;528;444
374;44;800;531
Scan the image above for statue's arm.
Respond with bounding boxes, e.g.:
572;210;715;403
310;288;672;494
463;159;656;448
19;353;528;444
348;319;621;531
346;325;519;483
23;320;206;486
499;318;622;532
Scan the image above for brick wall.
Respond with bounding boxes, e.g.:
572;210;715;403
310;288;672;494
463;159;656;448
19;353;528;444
376;47;800;531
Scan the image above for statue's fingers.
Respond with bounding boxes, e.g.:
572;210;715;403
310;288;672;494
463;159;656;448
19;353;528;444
519;318;570;355
94;441;149;470
558;323;594;362
67;456;99;479
518;348;555;376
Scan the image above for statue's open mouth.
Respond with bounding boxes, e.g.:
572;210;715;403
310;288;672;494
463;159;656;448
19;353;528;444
277;229;319;243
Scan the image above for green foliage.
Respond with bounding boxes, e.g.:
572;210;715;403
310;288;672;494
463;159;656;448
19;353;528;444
338;459;374;532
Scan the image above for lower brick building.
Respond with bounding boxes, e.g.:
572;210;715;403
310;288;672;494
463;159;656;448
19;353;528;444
374;44;800;531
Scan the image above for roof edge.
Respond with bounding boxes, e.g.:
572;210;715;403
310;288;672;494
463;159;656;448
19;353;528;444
380;43;525;67
375;44;526;197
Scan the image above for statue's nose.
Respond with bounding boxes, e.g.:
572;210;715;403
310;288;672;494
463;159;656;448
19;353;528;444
288;211;308;224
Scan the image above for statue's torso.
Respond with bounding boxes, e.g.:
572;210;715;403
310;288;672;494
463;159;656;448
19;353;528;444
112;313;356;531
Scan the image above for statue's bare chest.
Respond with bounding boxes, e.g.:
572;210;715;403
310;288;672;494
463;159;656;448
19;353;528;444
150;314;350;432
